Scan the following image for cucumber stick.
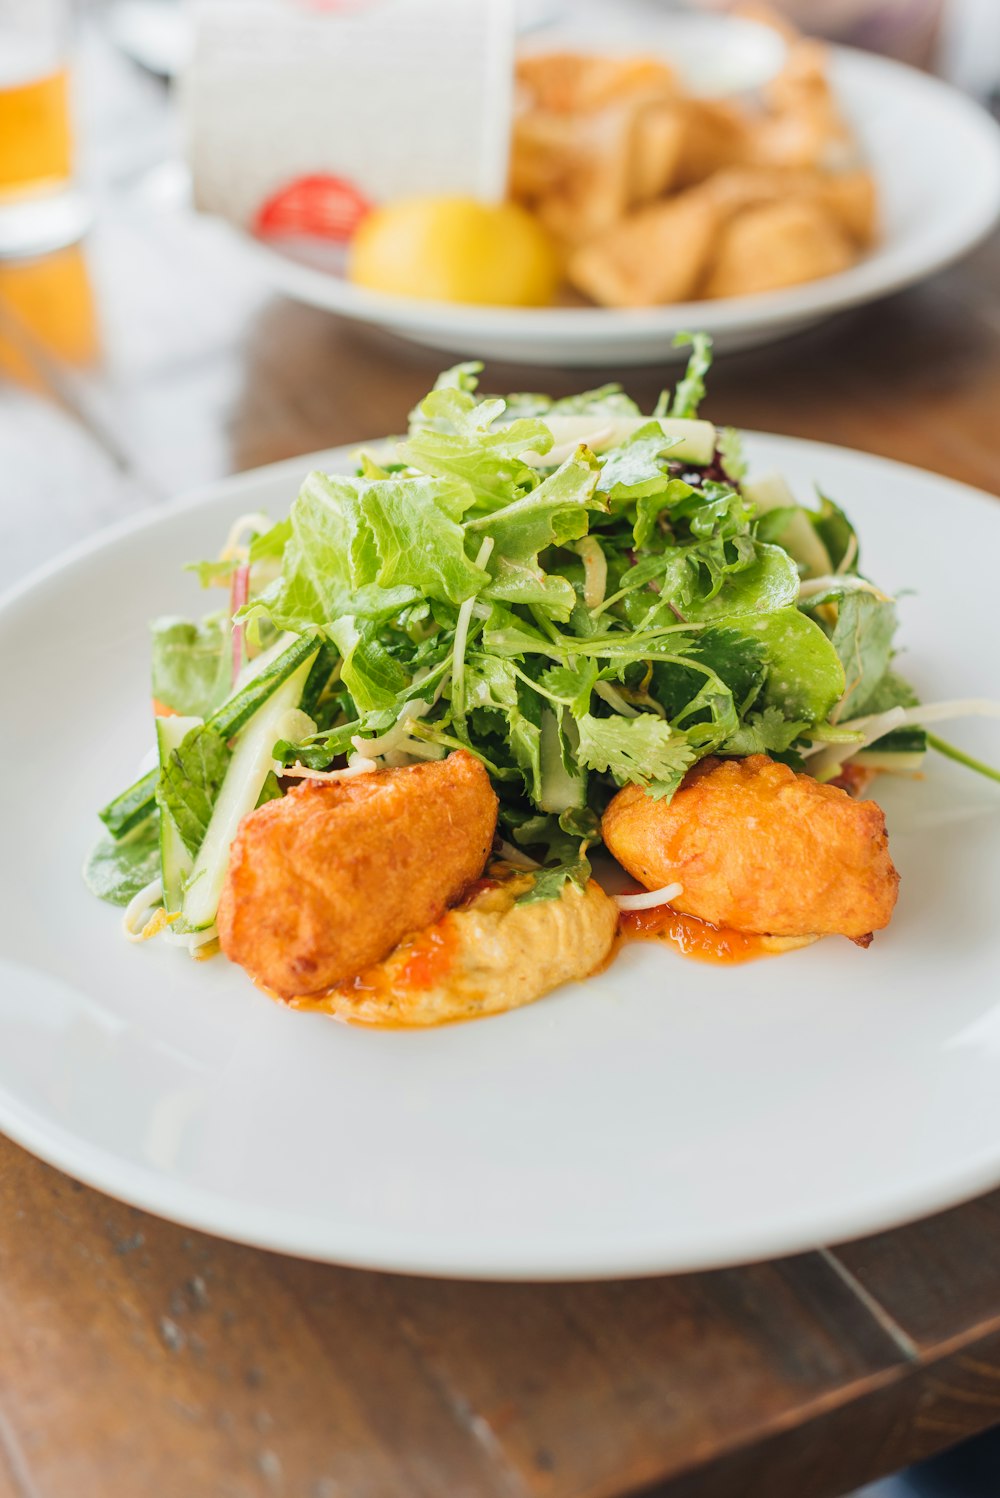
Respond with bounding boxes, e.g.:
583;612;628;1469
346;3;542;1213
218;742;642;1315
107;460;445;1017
100;633;317;839
538;708;586;814
532;415;717;467
155;715;200;912
743;473;832;579
182;652;316;931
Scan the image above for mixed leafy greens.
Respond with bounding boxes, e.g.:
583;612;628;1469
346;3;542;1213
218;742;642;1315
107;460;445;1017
86;335;1000;938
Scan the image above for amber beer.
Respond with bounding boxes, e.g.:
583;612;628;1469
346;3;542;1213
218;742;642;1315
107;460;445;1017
0;0;72;207
0;66;72;200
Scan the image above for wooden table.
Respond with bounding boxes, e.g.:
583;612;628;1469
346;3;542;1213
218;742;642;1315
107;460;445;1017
3;20;1000;1498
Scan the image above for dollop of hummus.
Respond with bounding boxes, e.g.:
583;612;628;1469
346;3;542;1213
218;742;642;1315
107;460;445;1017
290;863;619;1027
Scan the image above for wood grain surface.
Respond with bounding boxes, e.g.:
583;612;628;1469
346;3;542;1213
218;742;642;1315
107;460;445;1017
2;14;1000;1498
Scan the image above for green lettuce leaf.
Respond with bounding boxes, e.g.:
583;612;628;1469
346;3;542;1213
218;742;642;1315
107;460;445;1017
327;616;408;713
812;491;859;573
597;423;680;507
469;448;604;560
400;386;552;510
254;471;415;631
360;476;489;604
150;615;231;718
685;543;799;620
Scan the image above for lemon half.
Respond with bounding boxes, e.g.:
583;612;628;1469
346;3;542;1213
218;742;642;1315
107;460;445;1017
349;196;559;307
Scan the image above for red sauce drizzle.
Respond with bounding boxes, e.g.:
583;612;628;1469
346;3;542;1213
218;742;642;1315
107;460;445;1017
457;877;499;907
397;918;458;990
619;904;771;965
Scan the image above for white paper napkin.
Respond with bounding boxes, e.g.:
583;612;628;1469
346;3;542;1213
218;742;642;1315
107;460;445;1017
183;0;515;237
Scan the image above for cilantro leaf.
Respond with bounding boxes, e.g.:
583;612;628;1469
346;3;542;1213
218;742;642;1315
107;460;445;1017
722;705;809;756
516;857;592;906
576;712;697;798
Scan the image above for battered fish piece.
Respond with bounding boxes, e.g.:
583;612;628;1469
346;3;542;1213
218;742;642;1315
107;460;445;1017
603;755;898;942
291;865;619;1027
702;198;854;300
217;751;498;998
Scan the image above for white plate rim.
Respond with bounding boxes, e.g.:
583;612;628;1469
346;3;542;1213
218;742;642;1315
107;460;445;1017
2;431;1000;1279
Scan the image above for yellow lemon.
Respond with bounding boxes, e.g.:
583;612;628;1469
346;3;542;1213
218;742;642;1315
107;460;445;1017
349;196;559;307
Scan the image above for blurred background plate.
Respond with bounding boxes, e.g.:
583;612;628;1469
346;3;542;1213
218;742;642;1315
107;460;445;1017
1;433;1000;1278
238;43;1000;366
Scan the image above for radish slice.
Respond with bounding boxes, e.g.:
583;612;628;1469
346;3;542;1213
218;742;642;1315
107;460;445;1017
807;698;1000;780
230;564;250;685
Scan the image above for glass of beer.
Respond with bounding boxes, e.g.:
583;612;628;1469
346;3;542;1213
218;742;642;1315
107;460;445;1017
0;0;90;257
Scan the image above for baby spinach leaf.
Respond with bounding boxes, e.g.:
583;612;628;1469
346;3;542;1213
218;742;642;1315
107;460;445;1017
812;491;859;573
739;608;846;724
83;815;161;906
831;592;899;718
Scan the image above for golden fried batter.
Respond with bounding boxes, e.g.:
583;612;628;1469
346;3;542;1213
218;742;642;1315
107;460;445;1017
217;751;498;998
293;864;619;1027
603;754;899;942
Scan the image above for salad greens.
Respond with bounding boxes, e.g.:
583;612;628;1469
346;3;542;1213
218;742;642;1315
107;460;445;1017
86;336;1000;939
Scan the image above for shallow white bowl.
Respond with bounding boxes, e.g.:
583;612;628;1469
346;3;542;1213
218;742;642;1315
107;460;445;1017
241;45;1000;367
1;435;999;1278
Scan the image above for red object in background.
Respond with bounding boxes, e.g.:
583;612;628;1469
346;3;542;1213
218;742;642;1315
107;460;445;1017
291;1;381;10
230;563;250;684
254;174;373;242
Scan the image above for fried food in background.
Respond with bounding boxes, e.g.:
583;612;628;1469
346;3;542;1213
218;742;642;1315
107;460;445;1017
702;195;855;298
217;751;498;999
603;754;899;943
510;53;685;244
295;864;619;1027
510;15;877;308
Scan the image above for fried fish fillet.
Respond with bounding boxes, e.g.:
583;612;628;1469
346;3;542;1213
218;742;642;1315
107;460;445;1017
217;751;498;998
603;754;899;943
702;197;855;299
293;864;619;1027
568;186;722;307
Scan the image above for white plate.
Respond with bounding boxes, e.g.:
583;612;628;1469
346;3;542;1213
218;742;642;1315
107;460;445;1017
239;44;1000;367
2;434;1000;1279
